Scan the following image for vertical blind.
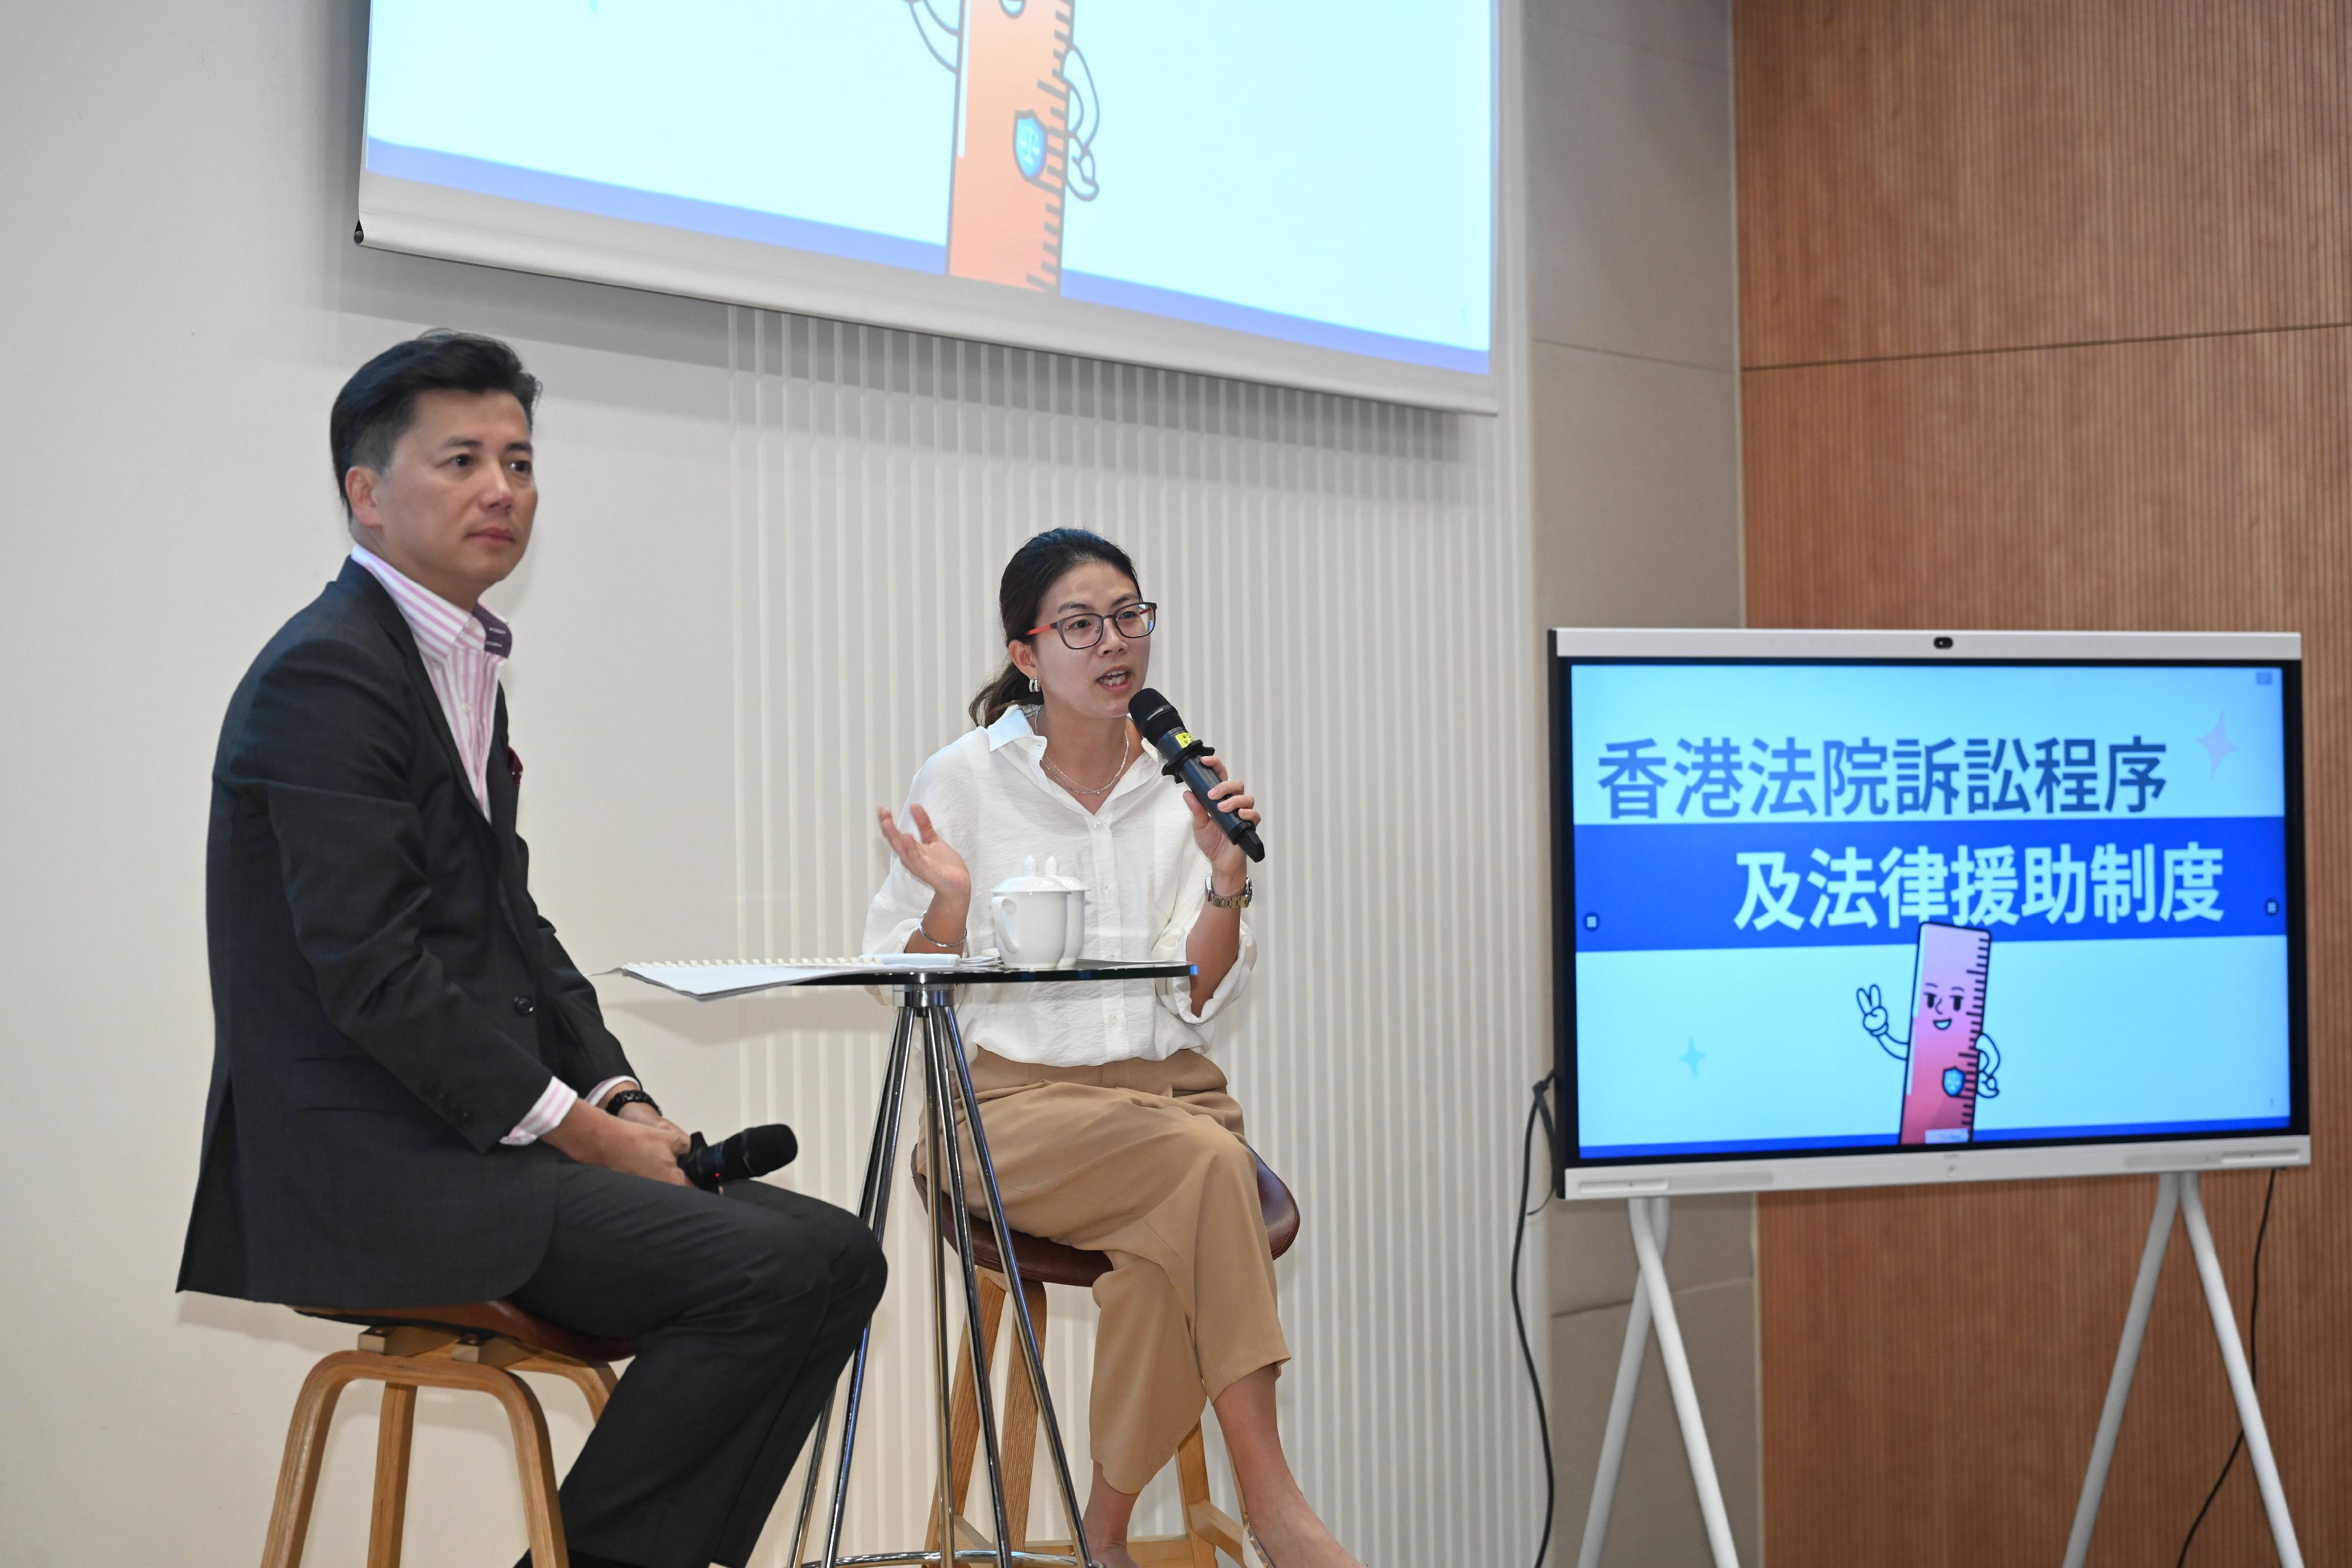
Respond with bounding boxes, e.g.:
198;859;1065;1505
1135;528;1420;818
701;307;1546;1564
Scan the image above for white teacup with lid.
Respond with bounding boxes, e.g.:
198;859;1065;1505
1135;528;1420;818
990;856;1086;969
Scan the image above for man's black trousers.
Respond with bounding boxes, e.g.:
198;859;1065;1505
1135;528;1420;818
507;1162;888;1568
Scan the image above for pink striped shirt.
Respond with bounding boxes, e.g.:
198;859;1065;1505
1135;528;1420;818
349;543;509;818
349;547;632;1145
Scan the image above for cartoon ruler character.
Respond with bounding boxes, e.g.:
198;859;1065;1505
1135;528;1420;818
946;0;1080;290
1856;921;2002;1145
903;0;1102;292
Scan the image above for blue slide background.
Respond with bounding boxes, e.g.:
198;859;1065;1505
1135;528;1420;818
367;1;949;245
363;1;1493;361
1563;661;2296;1158
1055;2;1492;353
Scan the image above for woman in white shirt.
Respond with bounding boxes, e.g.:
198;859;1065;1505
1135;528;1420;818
867;531;1364;1568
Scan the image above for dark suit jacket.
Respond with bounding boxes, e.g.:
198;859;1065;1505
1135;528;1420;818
179;559;637;1306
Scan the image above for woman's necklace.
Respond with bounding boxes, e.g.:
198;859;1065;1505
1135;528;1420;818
1039;720;1132;798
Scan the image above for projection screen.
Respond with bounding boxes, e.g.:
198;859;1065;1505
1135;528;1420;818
356;1;1499;412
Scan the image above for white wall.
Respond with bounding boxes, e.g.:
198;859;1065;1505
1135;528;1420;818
0;4;1550;1566
1520;3;1759;1565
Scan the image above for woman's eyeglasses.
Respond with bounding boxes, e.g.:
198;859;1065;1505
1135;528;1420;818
1027;602;1158;650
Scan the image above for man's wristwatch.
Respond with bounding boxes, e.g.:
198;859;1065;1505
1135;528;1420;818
603;1088;662;1119
1205;876;1253;910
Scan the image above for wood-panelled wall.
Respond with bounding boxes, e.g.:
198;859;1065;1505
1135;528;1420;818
1735;5;2352;1564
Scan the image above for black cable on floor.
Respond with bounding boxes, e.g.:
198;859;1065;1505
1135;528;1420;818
2173;1167;2280;1567
1512;1071;1559;1568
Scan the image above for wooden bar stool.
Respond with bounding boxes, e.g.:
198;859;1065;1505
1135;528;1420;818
260;1299;633;1568
916;1152;1301;1568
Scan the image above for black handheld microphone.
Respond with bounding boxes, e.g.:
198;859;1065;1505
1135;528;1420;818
678;1124;799;1191
1127;688;1264;863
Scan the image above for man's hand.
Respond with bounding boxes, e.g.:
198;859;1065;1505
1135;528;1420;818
543;1097;691;1185
614;1097;692;1149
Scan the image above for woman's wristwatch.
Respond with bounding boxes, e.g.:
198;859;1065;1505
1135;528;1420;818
1205;876;1253;910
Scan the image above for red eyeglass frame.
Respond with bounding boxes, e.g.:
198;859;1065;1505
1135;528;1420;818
1024;602;1158;645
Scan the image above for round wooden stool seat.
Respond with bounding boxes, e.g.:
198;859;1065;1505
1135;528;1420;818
914;1146;1302;1284
296;1299;636;1366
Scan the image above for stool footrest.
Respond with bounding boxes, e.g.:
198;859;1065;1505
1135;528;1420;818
796;1552;1091;1566
1185;1500;1247;1561
1012;1545;1198;1568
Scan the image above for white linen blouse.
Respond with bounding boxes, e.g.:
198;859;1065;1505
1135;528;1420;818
863;706;1257;1068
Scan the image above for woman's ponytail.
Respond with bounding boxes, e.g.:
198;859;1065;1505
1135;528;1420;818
968;661;1036;728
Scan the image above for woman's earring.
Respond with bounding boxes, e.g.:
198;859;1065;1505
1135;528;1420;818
1028;677;1040;693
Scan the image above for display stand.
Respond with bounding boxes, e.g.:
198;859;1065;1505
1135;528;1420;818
2062;1171;2303;1568
1576;1196;1741;1568
1575;1173;2303;1568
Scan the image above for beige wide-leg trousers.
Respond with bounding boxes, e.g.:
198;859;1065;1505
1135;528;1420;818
926;1047;1292;1495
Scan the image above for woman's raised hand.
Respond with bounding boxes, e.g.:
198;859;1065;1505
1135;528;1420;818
876;803;972;905
1182;754;1261;887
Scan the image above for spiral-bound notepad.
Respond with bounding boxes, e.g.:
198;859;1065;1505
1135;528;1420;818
616;955;968;1000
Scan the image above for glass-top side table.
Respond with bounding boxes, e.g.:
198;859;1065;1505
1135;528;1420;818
764;963;1193;1568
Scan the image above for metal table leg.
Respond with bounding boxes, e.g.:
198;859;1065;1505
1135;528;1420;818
923;999;1016;1566
919;998;964;1566
789;985;1098;1568
937;999;1098;1568
788;1008;917;1565
801;1001;918;1568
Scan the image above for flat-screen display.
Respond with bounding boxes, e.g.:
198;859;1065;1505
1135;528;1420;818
358;1;1497;411
1550;630;2309;1196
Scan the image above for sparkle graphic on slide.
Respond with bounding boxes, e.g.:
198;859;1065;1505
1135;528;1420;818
2197;711;2239;776
1680;1038;1705;1078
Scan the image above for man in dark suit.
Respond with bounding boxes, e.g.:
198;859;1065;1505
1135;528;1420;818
181;330;884;1568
